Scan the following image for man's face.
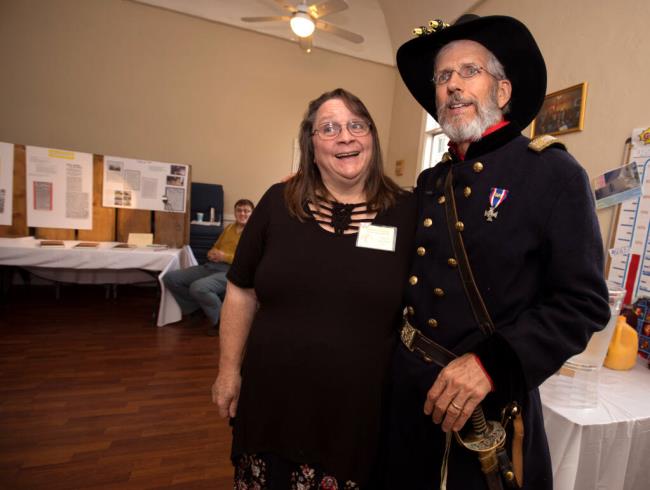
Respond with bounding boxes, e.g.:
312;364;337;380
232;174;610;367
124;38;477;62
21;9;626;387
234;205;253;226
434;40;511;142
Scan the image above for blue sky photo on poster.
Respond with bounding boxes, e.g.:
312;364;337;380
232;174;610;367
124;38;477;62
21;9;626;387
593;161;642;209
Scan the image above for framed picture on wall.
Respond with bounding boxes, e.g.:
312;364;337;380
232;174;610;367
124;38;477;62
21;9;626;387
530;82;587;138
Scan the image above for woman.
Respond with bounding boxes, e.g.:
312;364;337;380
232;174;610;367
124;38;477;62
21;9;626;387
212;88;416;488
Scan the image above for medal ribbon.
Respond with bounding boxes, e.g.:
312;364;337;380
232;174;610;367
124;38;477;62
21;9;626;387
489;187;509;209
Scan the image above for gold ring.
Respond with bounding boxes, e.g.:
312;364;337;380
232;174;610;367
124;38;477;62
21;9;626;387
450;401;463;411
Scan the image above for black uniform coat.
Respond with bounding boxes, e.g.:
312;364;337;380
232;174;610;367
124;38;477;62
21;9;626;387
385;123;610;489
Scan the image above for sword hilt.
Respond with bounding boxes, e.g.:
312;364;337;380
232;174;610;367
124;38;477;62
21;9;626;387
471;407;489;435
455;406;505;452
455;406;508;490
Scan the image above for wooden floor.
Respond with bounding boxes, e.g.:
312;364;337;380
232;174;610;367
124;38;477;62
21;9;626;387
0;284;233;489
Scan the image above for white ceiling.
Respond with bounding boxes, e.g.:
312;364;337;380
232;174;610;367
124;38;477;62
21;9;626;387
132;0;477;66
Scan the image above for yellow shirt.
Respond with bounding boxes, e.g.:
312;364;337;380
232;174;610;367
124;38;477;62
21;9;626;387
209;223;243;264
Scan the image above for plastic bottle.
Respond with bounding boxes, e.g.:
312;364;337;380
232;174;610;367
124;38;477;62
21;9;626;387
604;316;639;370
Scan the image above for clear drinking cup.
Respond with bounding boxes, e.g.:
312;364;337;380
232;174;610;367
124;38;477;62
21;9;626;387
545;281;626;409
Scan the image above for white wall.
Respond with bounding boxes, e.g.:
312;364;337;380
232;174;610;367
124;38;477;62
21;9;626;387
0;0;397;211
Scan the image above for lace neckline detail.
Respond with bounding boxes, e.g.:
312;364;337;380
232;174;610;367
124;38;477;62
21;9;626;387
305;199;374;235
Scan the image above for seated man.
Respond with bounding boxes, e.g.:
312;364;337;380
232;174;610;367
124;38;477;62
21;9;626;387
164;199;254;336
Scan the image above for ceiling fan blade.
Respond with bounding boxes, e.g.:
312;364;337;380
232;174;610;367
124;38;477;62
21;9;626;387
273;0;298;13
307;0;348;19
241;16;291;23
315;19;364;43
299;35;313;53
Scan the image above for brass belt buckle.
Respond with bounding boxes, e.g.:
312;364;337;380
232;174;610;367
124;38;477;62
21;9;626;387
400;321;417;351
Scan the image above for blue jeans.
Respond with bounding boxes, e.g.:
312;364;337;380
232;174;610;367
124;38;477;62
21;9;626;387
163;262;229;325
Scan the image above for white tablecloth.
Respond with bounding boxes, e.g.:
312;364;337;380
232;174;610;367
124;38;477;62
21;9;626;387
540;358;650;490
0;237;197;326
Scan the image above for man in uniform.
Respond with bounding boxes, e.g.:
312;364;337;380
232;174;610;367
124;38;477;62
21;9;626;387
386;15;610;489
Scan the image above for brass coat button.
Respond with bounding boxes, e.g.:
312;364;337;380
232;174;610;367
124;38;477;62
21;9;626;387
434;288;445;297
463;186;472;198
427;318;438;328
447;258;458;267
455;221;464;232
423;218;433;227
407;306;415;316
417;246;426;256
409;275;418;286
473;162;484;173
437;195;446;204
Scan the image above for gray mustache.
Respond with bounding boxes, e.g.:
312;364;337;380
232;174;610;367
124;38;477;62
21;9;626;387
443;94;477;109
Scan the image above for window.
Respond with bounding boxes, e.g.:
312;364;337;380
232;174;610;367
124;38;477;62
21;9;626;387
420;114;449;177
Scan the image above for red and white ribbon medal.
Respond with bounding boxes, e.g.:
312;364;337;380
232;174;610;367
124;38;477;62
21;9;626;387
484;187;509;222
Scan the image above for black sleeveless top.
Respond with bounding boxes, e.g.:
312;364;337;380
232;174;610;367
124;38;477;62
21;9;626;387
227;183;417;484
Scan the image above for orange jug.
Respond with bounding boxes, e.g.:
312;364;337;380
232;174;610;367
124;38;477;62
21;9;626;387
604;316;639;370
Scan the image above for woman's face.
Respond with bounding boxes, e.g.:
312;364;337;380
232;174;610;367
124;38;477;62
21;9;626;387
311;98;373;193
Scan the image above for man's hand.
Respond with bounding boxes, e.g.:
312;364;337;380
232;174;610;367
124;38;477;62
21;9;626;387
423;353;492;432
212;368;241;418
207;248;226;263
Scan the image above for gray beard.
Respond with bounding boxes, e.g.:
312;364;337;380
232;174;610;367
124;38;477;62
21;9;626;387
437;92;503;143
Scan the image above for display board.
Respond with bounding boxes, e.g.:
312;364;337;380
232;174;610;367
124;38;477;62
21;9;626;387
0;142;13;226
26;145;93;230
0;144;190;246
102;156;188;213
607;127;650;304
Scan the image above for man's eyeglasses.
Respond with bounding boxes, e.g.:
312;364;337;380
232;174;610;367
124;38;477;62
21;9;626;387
312;120;371;140
432;63;496;85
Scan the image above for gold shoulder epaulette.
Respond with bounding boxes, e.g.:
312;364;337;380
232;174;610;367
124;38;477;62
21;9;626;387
440;152;452;163
528;135;567;153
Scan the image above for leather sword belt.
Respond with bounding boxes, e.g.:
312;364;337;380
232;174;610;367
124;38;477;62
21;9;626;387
400;318;456;366
399;318;523;489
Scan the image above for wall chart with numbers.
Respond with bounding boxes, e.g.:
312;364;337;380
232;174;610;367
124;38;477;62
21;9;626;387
607;127;650;304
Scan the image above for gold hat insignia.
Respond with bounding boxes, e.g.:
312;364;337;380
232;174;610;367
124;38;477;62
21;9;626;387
412;19;450;37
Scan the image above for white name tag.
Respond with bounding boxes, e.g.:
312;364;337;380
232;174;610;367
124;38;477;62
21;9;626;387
356;223;397;252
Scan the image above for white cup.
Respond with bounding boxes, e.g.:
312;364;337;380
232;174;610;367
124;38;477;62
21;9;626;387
196;212;204;222
567;282;626;368
545;282;627;409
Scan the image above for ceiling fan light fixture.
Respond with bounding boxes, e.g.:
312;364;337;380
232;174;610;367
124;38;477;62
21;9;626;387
290;12;315;38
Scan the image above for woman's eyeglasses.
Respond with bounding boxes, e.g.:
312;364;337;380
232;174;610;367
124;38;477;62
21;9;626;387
312;120;371;140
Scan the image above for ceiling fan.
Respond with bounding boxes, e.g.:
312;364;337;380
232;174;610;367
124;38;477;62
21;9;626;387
241;0;364;53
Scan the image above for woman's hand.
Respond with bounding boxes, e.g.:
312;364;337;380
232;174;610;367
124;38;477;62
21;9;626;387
211;281;258;419
212;368;241;418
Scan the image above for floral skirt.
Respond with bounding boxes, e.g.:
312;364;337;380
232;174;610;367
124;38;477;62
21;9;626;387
234;453;359;490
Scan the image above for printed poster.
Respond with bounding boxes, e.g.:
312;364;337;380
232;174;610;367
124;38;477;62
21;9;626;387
0;142;14;226
607;127;650;303
102;156;187;213
26;146;93;230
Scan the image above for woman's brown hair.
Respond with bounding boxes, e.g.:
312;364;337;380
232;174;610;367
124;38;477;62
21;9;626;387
284;88;404;219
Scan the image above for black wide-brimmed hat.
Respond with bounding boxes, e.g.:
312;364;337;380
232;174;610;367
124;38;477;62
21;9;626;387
396;14;546;129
